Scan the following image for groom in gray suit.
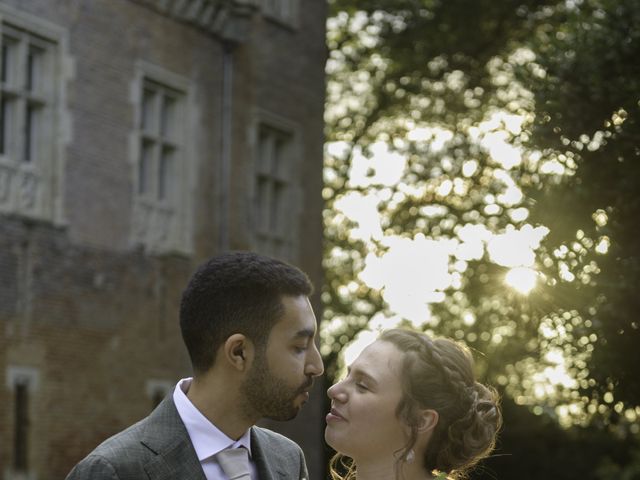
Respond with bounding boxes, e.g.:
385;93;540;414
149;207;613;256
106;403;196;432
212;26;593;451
66;251;324;480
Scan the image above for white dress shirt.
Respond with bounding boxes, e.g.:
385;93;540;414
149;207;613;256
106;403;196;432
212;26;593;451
173;378;258;480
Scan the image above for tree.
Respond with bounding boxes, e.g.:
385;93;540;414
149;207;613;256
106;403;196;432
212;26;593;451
323;0;640;476
521;0;640;410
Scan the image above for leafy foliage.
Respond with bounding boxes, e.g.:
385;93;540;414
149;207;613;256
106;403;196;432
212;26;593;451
522;0;640;409
323;0;640;476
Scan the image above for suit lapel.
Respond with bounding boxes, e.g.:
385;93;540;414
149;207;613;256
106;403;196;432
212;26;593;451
140;396;207;480
251;428;286;480
138;400;297;480
143;441;207;480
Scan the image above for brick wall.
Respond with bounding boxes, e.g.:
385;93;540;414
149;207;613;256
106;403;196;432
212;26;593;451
0;0;327;479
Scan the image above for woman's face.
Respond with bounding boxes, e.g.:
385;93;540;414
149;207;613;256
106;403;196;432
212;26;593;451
325;340;408;462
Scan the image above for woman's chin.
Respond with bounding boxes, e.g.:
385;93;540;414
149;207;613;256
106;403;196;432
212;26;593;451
324;428;346;454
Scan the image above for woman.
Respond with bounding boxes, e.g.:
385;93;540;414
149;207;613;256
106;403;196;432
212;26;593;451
325;328;501;480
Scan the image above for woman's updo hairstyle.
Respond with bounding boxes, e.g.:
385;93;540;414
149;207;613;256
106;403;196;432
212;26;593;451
380;328;502;479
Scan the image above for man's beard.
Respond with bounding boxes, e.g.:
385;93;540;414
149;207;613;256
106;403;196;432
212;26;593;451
240;352;313;421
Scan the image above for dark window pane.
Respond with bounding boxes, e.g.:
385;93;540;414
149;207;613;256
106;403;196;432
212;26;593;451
0;97;6;155
24;105;32;162
158;147;173;201
1;43;8;84
138;140;153;195
24;103;37;162
141;88;155;132
273;137;285;177
256;176;269;233
160;96;175;138
26;50;34;91
1;36;17;85
14;382;29;471
258;130;271;175
270;181;284;233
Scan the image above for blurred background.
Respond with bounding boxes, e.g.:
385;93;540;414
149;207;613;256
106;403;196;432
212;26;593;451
1;0;639;479
323;0;640;478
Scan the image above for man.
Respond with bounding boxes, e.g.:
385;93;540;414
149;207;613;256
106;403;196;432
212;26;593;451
66;251;324;480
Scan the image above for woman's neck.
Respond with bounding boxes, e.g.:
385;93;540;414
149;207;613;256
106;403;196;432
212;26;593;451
354;461;393;480
354;459;433;480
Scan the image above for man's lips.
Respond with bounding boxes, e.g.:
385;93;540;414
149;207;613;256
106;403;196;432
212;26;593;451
298;378;313;394
297;379;314;400
326;407;346;422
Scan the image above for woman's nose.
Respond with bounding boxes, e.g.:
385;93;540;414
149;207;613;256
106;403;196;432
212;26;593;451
328;380;347;402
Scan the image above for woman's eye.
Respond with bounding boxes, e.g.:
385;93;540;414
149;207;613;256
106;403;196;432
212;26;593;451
355;383;369;392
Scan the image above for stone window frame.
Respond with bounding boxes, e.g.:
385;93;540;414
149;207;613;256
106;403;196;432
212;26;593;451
261;0;300;29
0;3;70;224
129;61;194;256
250;109;301;261
5;365;40;480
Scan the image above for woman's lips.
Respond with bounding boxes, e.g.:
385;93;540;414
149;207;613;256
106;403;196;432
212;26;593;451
326;407;346;423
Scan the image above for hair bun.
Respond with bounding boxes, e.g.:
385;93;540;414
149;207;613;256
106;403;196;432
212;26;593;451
475;398;499;423
471;383;500;426
436;383;502;474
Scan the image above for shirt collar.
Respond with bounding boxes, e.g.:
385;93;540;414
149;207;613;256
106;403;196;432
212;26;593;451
173;377;252;461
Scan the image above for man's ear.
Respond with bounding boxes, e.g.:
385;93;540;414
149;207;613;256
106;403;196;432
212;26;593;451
417;409;439;434
223;334;254;371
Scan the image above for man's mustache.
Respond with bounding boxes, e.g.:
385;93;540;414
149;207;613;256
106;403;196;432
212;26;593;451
297;377;314;393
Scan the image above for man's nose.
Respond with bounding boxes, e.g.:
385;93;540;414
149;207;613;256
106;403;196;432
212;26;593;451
306;342;324;377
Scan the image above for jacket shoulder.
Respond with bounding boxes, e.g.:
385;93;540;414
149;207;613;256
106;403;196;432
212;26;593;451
66;419;151;479
66;397;184;479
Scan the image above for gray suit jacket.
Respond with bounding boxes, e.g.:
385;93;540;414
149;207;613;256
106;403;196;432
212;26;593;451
65;397;309;480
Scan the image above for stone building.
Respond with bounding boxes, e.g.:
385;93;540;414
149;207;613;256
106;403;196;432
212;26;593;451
0;1;327;479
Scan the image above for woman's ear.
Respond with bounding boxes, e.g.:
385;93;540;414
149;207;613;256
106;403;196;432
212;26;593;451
417;409;439;433
223;334;254;371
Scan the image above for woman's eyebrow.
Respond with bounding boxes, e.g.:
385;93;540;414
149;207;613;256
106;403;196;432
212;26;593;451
347;366;379;385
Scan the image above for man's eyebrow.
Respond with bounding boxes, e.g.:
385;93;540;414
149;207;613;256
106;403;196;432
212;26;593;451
293;328;316;340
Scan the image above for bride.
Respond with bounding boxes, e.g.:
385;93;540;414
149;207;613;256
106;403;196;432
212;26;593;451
325;328;501;480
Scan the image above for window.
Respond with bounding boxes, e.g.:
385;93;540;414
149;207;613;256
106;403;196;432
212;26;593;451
131;63;192;255
253;123;294;259
0;6;65;222
138;81;179;204
14;381;29;471
6;366;39;478
150;389;165;409
146;379;173;411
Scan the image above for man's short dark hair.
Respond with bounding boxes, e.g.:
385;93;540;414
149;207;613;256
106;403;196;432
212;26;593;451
179;251;314;374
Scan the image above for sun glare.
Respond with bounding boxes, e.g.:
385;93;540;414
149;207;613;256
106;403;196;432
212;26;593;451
349;142;407;187
359;236;454;324
488;225;549;267
595;236;610;254
505;266;538;294
342;330;378;367
481;131;523;169
328;109;553;319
